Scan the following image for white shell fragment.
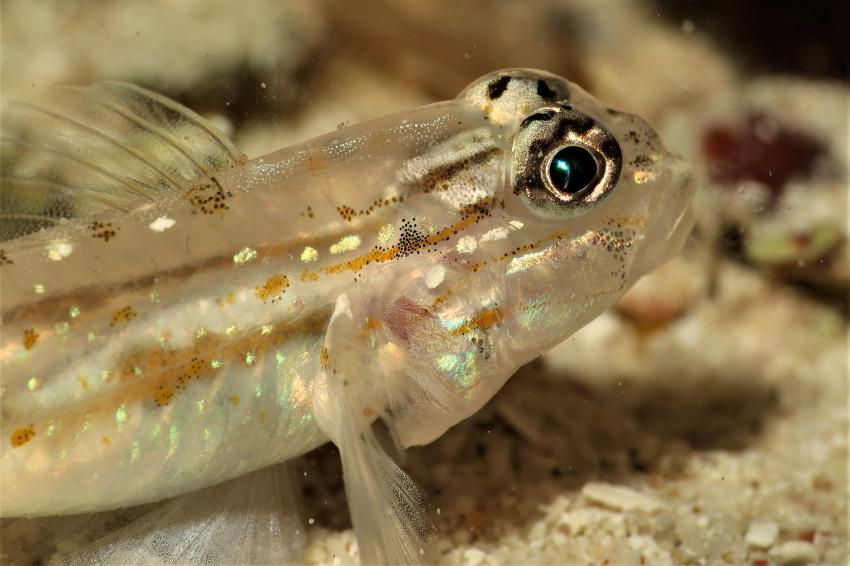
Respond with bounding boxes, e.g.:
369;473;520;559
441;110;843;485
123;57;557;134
581;482;663;513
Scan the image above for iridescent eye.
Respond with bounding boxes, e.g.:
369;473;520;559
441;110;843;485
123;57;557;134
511;105;622;219
547;146;599;195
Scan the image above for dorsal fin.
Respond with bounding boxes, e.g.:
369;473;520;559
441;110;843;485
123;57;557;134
0;81;246;241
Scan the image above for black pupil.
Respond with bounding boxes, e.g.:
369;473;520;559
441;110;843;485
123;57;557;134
548;146;599;195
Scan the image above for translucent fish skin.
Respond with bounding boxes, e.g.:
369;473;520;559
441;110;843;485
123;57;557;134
1;101;489;514
1;69;693;562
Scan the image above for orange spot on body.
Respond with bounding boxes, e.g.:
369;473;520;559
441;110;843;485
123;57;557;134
228;395;241;406
358;317;382;340
187;357;206;376
111;306;137;326
317;213;487;281
101;435;111;445
255;274;289;303
320;347;330;370
11;426;35;447
450;307;505;336
153;384;175;406
28;312;327;426
259;409;269;425
89;220;118;242
23;329;39;350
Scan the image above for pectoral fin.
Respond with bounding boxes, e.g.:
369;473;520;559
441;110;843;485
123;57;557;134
314;295;435;565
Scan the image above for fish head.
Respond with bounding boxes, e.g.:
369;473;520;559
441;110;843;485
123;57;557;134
456;69;696;358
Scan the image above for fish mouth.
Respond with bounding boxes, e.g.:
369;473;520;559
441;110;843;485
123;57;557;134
631;161;697;276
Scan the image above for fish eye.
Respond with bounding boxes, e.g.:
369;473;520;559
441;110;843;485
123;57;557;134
545;146;601;197
511;106;622;218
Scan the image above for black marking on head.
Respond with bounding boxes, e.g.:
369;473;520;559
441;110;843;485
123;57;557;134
417;146;502;193
600;138;622;160
554;119;569;140
487;76;511;100
569;114;595;136
519;109;557;129
513;138;550;195
537;80;558;100
549;113;594;140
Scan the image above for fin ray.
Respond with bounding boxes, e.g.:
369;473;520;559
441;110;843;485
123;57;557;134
0;82;246;241
1;138;154;200
10;101;184;190
64;86;212;177
103;81;242;163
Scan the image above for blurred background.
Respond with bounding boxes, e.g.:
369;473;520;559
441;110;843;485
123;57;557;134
1;1;847;564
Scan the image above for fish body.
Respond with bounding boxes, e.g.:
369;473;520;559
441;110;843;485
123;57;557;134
0;70;694;563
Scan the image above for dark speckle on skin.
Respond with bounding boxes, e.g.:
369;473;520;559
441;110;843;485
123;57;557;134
633;155;653;168
486;76;511;100
537;80;558;100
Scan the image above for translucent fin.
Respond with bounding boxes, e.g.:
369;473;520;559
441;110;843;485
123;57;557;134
317;295;436;565
383;364;468;448
337;400;434;565
1;463;305;565
0;81;245;240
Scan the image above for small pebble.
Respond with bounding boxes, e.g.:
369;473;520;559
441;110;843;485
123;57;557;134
769;541;818;565
745;521;779;548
